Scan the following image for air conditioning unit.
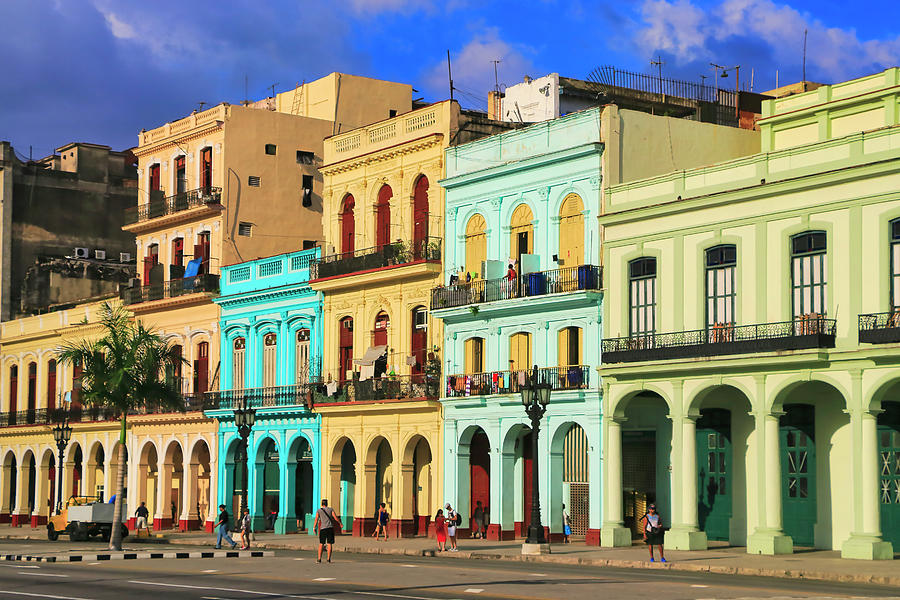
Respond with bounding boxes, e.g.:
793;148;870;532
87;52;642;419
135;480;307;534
414;309;428;329
73;247;89;259
94;249;106;260
119;252;132;263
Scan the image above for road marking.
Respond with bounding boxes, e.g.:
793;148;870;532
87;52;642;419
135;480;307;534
351;593;450;600
400;564;417;568
0;565;38;569
294;558;305;561
18;572;69;577
0;592;94;600
313;578;335;581
530;573;547;576
690;585;709;588
127;580;334;600
89;563;100;565
463;590;483;594
202;569;219;573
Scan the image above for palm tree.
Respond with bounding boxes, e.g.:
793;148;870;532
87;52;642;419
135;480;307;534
56;303;186;550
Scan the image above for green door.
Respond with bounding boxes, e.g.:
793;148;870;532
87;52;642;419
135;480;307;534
697;409;731;541
878;402;900;548
781;405;816;547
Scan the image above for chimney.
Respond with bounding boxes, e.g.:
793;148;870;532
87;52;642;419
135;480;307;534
487;91;503;120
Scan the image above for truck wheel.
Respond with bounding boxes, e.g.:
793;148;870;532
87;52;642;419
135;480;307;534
47;523;59;541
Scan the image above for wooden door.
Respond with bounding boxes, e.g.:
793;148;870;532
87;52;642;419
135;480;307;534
194;342;209;394
697;408;732;541
781;404;816;547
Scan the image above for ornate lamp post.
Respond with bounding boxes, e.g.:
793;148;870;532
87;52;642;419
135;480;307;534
520;364;551;552
233;404;256;518
52;418;72;514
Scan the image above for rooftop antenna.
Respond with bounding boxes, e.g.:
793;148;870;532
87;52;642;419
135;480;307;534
710;62;726;94
242;75;250;106
650;55;665;93
268;82;279;98
491;59;502;93
802;28;808;89
447;49;454;101
197;101;207;111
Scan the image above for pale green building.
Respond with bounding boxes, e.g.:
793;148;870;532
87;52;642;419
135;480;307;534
599;67;900;560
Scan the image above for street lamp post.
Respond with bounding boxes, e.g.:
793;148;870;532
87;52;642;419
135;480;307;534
520;364;551;553
52;417;72;514
233;403;256;520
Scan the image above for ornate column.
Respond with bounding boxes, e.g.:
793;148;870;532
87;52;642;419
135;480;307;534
181;458;200;531
747;408;793;554
665;413;708;550
600;415;631;546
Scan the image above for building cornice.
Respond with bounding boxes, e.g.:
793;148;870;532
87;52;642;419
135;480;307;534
320;133;444;175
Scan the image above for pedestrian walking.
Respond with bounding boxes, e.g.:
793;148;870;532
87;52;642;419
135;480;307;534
641;504;666;562
445;503;459;552
314;499;341;563
239;508;252;550
171;501;177;527
134;501;150;531
471;500;485;539
214;504;237;550
562;503;571;544
433;508;447;552
377;502;390;540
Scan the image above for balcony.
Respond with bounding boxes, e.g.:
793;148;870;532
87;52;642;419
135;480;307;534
120;274;219;306
0;408;53;427
205;384;315;411
311;237;441;281
445;365;591;398
314;374;441;404
124;187;222;227
602;317;837;364
859;312;900;344
431;265;601;310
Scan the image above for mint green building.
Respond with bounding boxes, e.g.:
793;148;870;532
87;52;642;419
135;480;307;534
599;68;900;559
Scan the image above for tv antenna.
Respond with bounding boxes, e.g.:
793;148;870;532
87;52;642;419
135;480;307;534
650;55;665;94
196;101;208;111
491;59;502;93
802;28;808;85
268;82;279;98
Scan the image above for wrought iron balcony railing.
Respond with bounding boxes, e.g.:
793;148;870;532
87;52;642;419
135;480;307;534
125;187;222;225
445;365;591;398
0;408;51;427
859;312;900;344
602;316;837;364
205;384;315;411
311;237;441;280
313;373;441;404
120;274;219;305
431;265;602;310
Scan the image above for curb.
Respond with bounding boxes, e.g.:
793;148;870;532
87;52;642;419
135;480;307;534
0;550;273;563
166;538;900;588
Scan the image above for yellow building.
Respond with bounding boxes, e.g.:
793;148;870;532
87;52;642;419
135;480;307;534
311;101;513;536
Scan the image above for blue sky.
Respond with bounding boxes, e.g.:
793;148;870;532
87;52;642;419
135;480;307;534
1;0;898;158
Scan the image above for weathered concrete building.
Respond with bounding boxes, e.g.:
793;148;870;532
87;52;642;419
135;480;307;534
0;142;137;320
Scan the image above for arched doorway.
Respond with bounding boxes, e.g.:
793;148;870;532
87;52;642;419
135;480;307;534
341;194;355;254
24;451;36;520
256;438;280;530
162;442;184;529
367;437;393;534
137;443;159;527
1;452;16;523
86;443;105;501
293;437;314;531
404;436;432;536
186;440;211;531
225;438;244;520
331;438;356;533
879;401;900;548
468;428;491;538
557;423;589;539
70;445;83;498
44;450;56;517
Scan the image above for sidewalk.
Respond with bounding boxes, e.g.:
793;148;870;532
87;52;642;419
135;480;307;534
2;524;898;586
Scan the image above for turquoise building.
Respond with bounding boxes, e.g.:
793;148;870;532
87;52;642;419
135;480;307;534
206;248;323;534
432;108;604;543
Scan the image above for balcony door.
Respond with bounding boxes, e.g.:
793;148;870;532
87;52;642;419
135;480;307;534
410;307;427;378
195;232;211;276
376;185;392;248
373;312;389;348
706;245;736;333
629;258;657;337
8;366;17;414
558;194;584;267
341;195;355;254
464;337;484;374
509;204;534;268
232;338;246;390
509;332;531;374
175;156;186;194
46;360;56;412
193;342;209;394
791;231;827;319
465;214;487;278
339;317;353;384
200;147;212;192
412;176;429;254
296;329;311;385
263;333;277;388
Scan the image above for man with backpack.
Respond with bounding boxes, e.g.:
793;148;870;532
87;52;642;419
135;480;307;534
445;503;461;552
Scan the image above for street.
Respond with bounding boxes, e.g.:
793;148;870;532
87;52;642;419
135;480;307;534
0;541;898;600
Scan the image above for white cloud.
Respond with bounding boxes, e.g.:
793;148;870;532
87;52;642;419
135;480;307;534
424;27;536;106
101;11;136;40
634;0;900;83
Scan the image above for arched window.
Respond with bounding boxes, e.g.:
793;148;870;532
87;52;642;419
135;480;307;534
558;194;584;267
341;195;355;254
373;311;390;347
339;317;354;384
890;219;900;312
232;338;246;389
8;365;18;413
509;204;534;267
412;176;429;250
27;362;36;412
376;185;392;248
465;214;487;278
629;257;656;336
464;337;484;374
410;307;427;376
194;341;209;394
296;329;311;384
509;332;532;372
263;333;277;388
706;245;736;328
790;231;827;318
558;326;582;367
46;359;56;411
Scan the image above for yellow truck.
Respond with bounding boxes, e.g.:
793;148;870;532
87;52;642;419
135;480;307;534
47;496;129;542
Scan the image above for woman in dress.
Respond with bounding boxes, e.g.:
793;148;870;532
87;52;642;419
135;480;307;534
434;509;447;552
640;504;666;562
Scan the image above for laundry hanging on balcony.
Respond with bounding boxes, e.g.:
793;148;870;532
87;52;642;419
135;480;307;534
354;345;387;380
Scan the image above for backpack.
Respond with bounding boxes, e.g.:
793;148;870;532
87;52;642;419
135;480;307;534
454;511;462;526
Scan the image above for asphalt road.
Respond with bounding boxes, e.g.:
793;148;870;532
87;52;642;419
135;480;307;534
0;541;898;600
